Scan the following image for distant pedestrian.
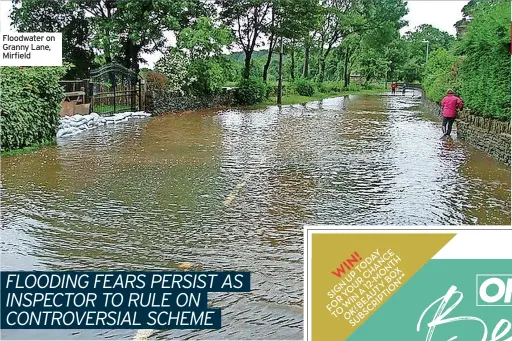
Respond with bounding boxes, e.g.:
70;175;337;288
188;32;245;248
391;82;397;95
402;85;406;96
440;89;464;138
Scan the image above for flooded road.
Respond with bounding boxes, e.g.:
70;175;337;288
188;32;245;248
1;92;510;340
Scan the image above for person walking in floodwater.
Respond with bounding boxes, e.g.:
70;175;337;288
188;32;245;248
440;89;464;138
391;82;397;95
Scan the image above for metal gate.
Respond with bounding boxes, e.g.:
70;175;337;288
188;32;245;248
89;62;142;115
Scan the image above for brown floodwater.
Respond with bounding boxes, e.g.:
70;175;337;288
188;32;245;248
1;92;510;340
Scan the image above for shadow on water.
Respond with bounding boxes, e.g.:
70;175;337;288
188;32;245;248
1;91;510;340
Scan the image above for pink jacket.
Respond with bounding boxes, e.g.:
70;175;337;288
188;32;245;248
441;94;464;118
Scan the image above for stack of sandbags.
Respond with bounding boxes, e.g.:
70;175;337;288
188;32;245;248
56;111;151;139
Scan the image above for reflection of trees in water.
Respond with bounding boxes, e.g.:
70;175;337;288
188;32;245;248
12;113;226;270
264;165;318;225
2;147;63;191
5;97;512;271
25;153;226;270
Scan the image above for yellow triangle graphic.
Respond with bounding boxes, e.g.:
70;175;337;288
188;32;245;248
311;233;455;341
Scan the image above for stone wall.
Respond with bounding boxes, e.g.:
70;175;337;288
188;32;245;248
146;88;236;115
421;95;442;117
422;92;511;165
456;111;511;165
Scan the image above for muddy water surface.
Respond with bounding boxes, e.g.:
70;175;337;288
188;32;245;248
1;92;510;340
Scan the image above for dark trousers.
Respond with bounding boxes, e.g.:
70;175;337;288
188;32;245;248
391;88;395;94
442;116;456;135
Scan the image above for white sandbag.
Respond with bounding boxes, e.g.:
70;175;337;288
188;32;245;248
57;128;72;138
83;114;94;122
67;120;84;128
57;127;79;138
57;111;151;138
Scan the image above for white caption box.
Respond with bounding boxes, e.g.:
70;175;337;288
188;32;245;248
1;33;62;66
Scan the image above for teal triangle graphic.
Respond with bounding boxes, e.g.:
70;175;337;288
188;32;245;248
347;260;512;341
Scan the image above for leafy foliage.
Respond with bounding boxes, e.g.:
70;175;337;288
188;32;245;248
154;50;192;95
177;16;235;95
11;0;208;76
422;49;458;102
216;0;272;79
422;0;510;119
178;16;234;59
10;0;96;79
294;78;315;96
0;66;68;151
145;71;169;92
234;77;268;105
456;0;510;119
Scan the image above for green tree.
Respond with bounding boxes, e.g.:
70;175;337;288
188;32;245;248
177;16;235;94
315;0;407;83
454;0;503;38
216;0;272;79
100;0;207;75
10;0;96;79
401;24;455;82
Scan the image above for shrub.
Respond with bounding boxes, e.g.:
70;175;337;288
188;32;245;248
188;58;227;96
154;50;192;95
325;82;343;93
294;78;315;96
346;83;362;92
0;66;67;152
145;71;169;92
316;82;327;93
234;77;268;105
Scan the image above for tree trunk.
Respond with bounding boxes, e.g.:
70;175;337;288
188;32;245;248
263;35;275;82
277;37;283;104
290;43;295;80
303;42;310;78
318;44;332;83
263;8;275;83
128;41;141;110
122;38;132;69
343;48;350;88
318;55;326;83
243;50;252;79
130;43;141;76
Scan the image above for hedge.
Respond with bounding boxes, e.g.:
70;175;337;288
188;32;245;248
422;1;511;120
456;0;511;120
0;66;67;152
422;49;458;103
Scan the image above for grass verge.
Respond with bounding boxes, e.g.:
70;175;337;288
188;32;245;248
1;139;56;157
259;88;386;107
